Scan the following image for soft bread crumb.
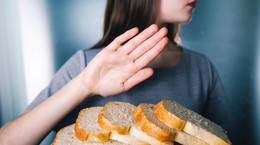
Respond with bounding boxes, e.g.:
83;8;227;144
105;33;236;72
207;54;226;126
79;107;108;133
103;102;136;127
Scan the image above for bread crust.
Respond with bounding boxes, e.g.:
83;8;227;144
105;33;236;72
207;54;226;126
133;103;176;142
97;103;131;135
75;121;89;141
75;107;110;142
154;100;186;131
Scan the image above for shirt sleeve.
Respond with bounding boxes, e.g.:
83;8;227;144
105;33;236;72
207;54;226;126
202;58;234;127
26;50;87;110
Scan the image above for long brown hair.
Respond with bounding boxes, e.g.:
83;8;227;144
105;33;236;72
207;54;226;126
92;0;180;49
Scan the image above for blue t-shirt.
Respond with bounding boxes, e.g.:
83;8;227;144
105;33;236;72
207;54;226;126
27;47;233;132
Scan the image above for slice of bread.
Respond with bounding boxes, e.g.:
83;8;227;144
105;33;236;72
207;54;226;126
133;103;176;142
75;107;110;142
133;103;208;145
52;124;86;145
98;102;136;135
52;124;126;145
97;102;150;145
153;99;232;145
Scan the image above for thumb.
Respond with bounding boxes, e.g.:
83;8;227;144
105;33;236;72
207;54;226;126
123;68;154;92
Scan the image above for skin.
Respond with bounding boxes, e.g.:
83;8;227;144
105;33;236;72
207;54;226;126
159;0;195;24
0;0;195;144
150;0;195;68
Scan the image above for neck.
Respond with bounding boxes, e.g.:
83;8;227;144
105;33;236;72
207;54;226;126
146;40;183;68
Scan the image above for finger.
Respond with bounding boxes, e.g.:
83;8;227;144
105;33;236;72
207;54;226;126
135;37;168;68
124;68;154;92
129;27;168;60
118;24;159;54
106;27;139;51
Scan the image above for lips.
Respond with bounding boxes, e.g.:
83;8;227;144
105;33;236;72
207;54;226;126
188;0;197;8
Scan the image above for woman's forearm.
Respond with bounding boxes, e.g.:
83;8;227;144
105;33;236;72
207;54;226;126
0;72;92;145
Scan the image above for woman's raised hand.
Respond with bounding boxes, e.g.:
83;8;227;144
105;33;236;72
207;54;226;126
81;24;168;97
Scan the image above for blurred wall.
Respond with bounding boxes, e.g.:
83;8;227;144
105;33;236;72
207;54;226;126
256;0;260;143
46;0;106;71
0;0;27;127
18;0;54;105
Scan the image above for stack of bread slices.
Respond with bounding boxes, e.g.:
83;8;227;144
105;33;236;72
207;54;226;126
52;99;232;145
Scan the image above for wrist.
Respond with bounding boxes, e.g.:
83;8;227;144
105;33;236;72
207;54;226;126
73;72;95;102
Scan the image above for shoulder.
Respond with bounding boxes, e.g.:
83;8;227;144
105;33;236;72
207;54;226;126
82;48;103;64
183;48;211;65
182;47;214;73
55;49;87;77
181;47;219;83
56;48;103;78
63;47;103;69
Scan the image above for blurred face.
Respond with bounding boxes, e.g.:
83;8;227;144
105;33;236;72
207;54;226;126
159;0;197;24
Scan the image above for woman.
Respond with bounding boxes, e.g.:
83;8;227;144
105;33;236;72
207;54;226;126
0;0;233;144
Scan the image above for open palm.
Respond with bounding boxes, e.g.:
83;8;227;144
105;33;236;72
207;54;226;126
82;25;168;97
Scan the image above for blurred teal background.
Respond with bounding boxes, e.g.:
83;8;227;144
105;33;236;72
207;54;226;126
0;0;259;145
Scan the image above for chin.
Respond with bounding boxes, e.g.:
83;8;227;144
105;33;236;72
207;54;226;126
178;15;193;23
162;14;193;24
